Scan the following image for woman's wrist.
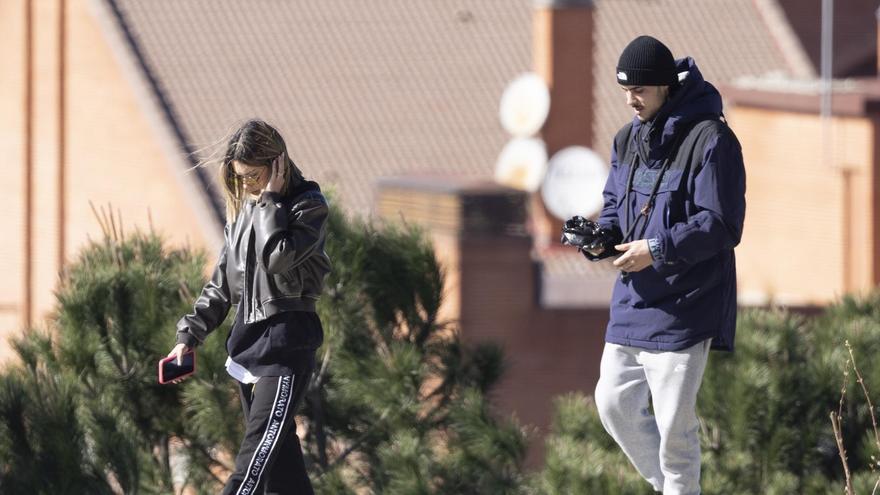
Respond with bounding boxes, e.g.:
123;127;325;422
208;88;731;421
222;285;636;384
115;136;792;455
176;331;199;348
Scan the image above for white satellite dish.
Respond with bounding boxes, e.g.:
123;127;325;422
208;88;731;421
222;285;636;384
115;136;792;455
499;73;551;137
541;146;608;220
494;138;548;192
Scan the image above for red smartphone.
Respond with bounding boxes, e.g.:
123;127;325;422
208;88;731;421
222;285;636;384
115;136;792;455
158;350;196;384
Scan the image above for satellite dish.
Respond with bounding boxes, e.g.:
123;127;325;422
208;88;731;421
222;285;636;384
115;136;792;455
494;138;548;192
541;146;608;220
499;73;551;137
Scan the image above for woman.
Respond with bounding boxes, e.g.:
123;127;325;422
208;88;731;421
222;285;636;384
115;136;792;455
167;119;330;494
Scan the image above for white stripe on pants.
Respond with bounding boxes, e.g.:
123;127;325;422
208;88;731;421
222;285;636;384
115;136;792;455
234;375;294;495
594;339;711;495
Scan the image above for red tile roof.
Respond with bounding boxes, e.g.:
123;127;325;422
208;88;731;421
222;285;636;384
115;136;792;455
592;0;792;161
106;0;532;217
104;0;793;223
776;0;878;78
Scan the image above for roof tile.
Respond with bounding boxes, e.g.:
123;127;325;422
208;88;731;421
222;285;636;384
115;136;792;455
108;0;790;214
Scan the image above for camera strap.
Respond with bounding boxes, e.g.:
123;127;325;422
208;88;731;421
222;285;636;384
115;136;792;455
622;155;667;243
620;123;694;244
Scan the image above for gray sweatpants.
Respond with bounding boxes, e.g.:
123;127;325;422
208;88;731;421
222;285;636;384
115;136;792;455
594;340;711;495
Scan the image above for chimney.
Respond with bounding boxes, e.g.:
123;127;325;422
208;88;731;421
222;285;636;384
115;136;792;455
533;0;594;154
531;0;595;246
876;6;880;75
376;177;533;324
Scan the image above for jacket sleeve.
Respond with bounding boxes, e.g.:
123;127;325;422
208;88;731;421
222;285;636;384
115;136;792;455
582;143;624;261
655;130;746;265
598;144;622;233
176;226;233;347
252;191;329;274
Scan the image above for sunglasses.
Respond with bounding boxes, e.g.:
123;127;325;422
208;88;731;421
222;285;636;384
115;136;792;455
233;169;265;186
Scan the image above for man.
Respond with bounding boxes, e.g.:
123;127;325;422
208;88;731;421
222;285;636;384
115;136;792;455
561;36;746;494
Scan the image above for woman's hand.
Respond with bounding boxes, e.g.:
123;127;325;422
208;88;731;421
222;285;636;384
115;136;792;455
166;343;191;384
264;152;286;194
167;343;190;365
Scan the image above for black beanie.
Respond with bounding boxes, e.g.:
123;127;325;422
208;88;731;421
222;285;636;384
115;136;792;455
616;35;677;86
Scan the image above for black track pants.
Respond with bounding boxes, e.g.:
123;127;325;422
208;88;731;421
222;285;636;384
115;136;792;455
221;373;314;495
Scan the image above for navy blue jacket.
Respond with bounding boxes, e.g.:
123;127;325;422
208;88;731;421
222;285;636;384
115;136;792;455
598;58;746;352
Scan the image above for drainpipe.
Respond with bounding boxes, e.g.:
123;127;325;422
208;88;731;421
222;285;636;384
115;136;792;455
820;0;849;292
876;7;880;75
24;0;34;328
531;0;594;247
58;0;67;270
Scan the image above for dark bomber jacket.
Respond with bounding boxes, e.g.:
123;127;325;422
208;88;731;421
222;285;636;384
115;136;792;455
176;180;331;348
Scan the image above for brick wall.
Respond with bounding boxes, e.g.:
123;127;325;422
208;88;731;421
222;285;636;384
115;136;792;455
0;1;27;350
727;104;877;304
0;0;222;362
378;177;608;466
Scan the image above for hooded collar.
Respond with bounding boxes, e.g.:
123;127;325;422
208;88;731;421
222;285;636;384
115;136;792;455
630;57;723;159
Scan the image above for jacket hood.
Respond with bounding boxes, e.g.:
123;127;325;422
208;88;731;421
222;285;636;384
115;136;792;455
632;58;723;152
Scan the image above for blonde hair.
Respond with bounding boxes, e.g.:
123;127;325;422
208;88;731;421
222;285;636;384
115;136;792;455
205;119;305;223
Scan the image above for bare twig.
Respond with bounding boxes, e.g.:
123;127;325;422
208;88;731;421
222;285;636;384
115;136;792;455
833;340;880;494
89;200;109;238
108;204;118;242
323;408;392;472
847;340;880;492
117;207;125;241
147;207;155;235
312;345;332;390
833;342;855;495
839;354;851;420
831;411;856;495
178;280;194;302
847;341;880;458
368;323;392;362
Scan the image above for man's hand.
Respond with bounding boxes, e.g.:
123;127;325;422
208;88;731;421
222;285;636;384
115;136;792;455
612;240;653;272
582;246;605;257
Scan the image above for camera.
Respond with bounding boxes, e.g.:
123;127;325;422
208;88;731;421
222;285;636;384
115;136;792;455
561;216;600;248
561;216;621;258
